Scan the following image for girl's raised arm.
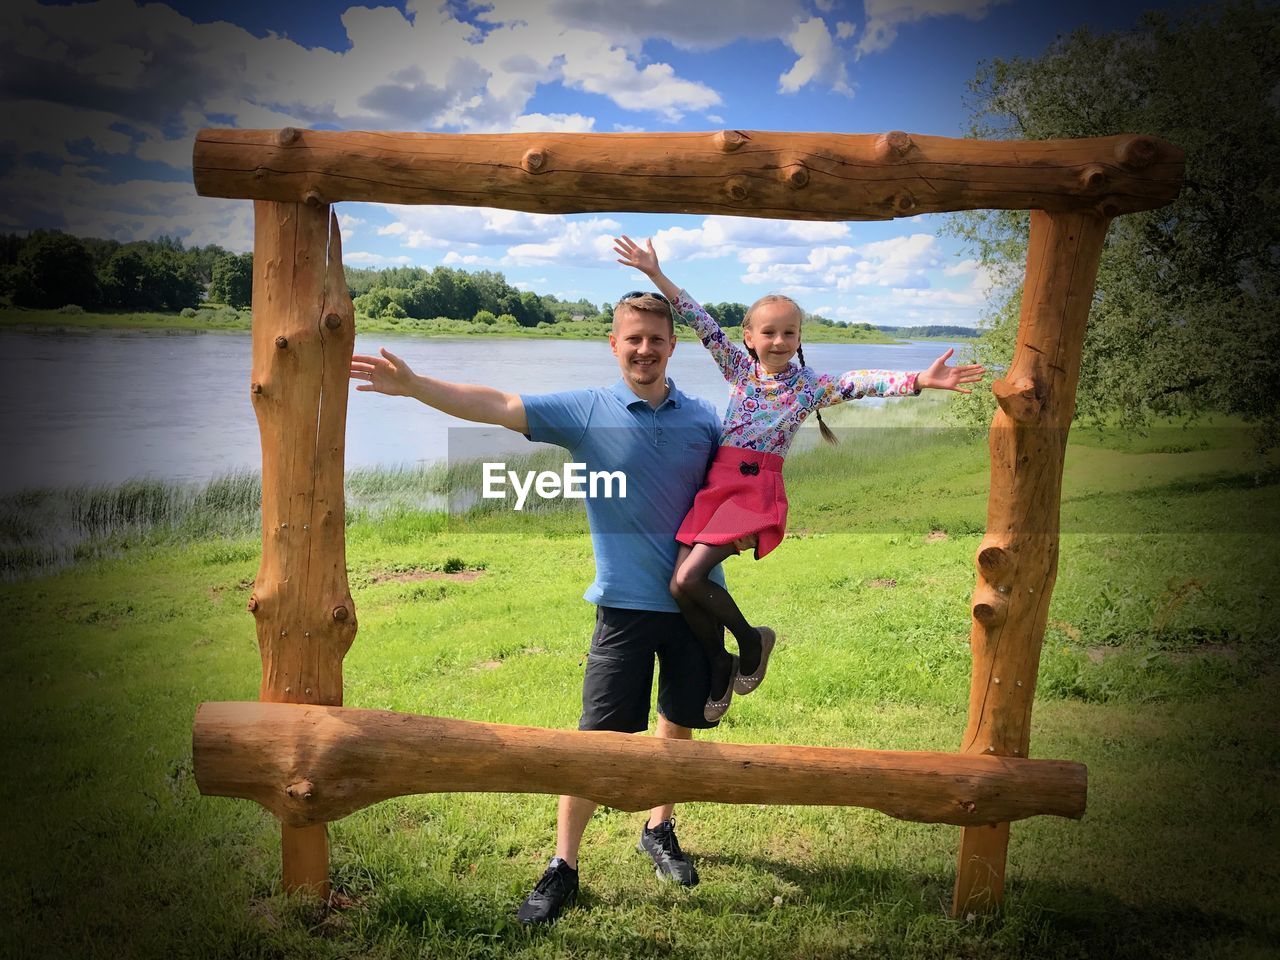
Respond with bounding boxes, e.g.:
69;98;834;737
809;348;985;408
811;369;921;409
614;235;751;385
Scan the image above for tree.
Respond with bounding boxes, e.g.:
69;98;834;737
209;253;253;309
12;232;101;308
944;1;1280;446
706;301;746;328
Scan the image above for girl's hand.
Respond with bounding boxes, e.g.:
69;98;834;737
614;235;661;278
350;347;418;396
916;348;986;394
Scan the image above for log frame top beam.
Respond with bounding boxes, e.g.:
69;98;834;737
193;128;1183;220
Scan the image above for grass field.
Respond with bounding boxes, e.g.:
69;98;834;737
2;399;1277;959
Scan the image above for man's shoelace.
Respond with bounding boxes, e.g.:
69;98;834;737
534;867;571;896
650;820;684;859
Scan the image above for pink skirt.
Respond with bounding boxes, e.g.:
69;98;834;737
676;446;788;560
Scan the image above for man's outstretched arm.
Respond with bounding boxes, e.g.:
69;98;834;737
351;347;528;434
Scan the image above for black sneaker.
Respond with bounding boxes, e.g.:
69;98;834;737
516;858;579;925
638;818;699;886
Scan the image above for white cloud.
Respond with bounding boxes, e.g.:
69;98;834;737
337;213;366;237
506;217;623;265
857;0;1011;57
0;0;730;242
478;0;808;51
779;17;852;96
507;112;597;133
0;163;254;249
345;251;413;266
374;205;570;249
441;251;501;266
650;216;852;262
835;21;856;40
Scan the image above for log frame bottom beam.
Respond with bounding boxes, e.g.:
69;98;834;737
193;701;1086;829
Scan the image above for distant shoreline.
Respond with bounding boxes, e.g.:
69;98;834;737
0;307;978;344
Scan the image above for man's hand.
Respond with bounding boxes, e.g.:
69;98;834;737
614;235;661;278
916;348;986;394
351;347;417;397
352;346;527;432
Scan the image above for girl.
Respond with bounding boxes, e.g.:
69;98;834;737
614;235;984;721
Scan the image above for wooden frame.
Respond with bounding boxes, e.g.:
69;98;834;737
190;128;1183;915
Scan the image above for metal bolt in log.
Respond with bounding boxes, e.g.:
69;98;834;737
725;177;750;202
324;312;342;331
332;605;349;622
875;130;913;161
521;148;546;173
277;127;300;147
714;130;747;152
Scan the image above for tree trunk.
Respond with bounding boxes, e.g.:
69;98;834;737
951;209;1111;916
247;199;357;897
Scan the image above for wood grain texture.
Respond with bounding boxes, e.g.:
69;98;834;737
193;129;1183;220
192;701;1087;828
951;209;1111;916
247;200;357;897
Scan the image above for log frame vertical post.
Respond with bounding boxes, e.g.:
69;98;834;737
951;209;1110;916
247;199;357;897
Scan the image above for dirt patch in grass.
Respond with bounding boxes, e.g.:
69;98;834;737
925;529;949;543
1165;643;1239;664
474;659;503;670
370;568;484;584
868;578;897;588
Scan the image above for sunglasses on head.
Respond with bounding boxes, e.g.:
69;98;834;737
619;290;669;304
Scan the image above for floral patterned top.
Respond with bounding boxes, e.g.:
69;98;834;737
673;288;920;457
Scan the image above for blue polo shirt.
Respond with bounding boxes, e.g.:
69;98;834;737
522;378;725;611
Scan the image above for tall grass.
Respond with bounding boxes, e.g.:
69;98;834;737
1;447;588;579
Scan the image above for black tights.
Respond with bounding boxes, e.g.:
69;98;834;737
669;542;762;699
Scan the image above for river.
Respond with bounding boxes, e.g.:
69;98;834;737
2;329;968;493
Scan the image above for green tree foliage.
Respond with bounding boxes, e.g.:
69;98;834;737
208;253;253;309
944;2;1280;446
2;231;223;312
705;301;746;328
117;247;203;310
13;232;101;308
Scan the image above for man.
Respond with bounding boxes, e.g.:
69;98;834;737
350;291;725;925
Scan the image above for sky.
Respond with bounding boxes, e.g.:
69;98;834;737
1;0;1195;327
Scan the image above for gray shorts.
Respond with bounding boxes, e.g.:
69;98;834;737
579;605;719;733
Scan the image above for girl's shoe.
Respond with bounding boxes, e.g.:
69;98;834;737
703;654;738;722
734;627;776;695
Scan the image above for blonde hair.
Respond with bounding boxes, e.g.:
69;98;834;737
612;293;674;334
742;293;838;446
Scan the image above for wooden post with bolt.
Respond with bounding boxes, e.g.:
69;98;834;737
951;209;1111;916
246;198;358;896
